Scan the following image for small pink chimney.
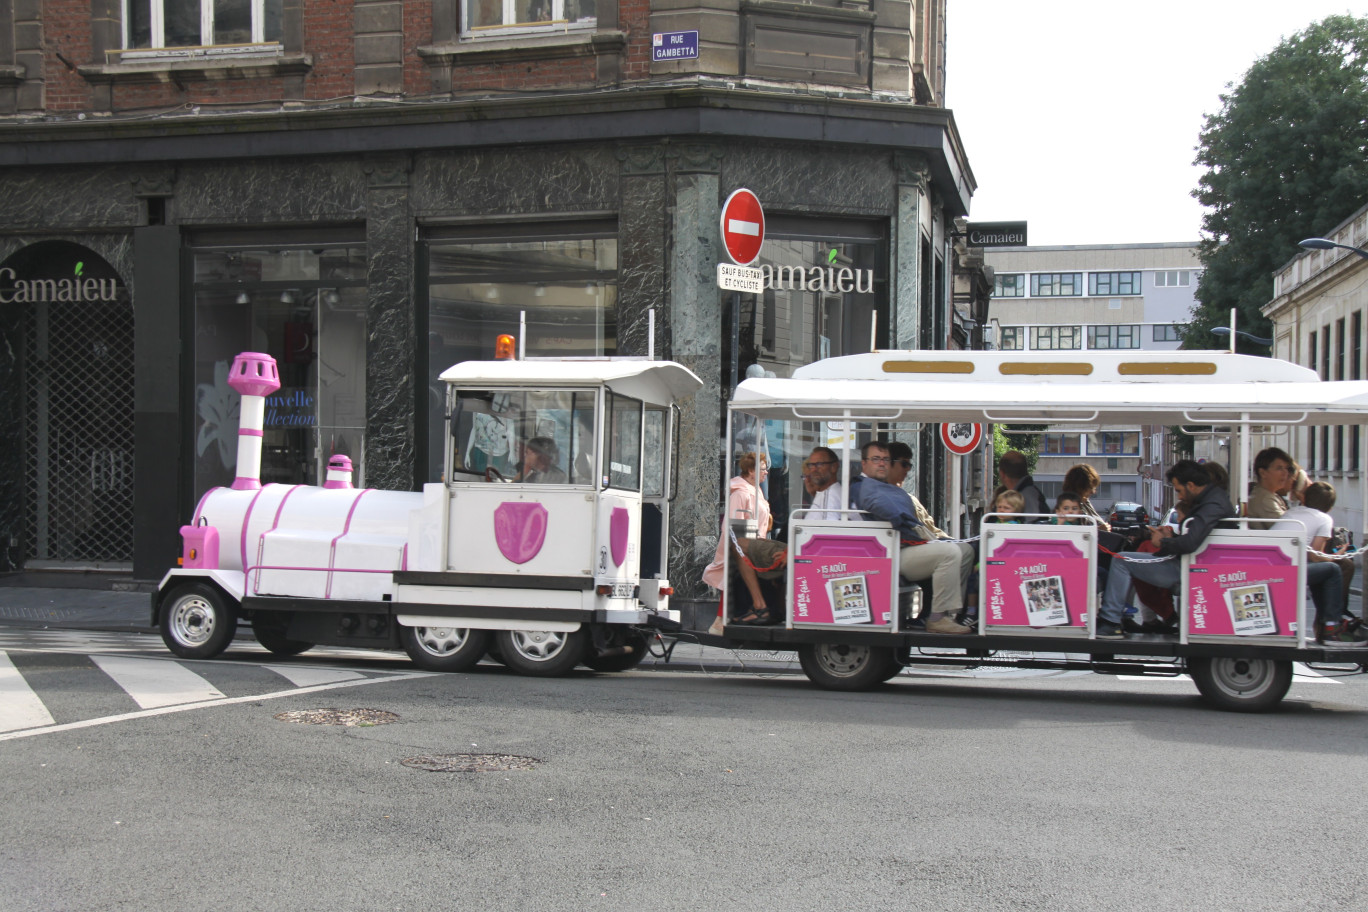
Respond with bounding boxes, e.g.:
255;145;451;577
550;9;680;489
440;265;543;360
324;455;354;489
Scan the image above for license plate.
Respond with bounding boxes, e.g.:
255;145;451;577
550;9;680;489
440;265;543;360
609;582;633;599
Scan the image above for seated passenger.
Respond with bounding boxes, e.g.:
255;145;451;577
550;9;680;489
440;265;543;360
885;441;977;627
1095;460;1235;639
1246;446;1294;524
1273;482;1367;644
991;489;1024;522
996;450;1049;520
518;437;567;484
852;441;972;634
1054;492;1085;525
703;452;786;629
805;446;845;520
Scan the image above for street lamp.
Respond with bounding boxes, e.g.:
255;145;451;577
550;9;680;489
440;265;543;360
1298;237;1368;259
1210;326;1272;347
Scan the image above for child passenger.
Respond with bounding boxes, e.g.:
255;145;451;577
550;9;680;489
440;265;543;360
1054;491;1085;524
993;489;1025;522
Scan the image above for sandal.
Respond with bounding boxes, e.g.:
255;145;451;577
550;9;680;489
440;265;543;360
731;607;771;625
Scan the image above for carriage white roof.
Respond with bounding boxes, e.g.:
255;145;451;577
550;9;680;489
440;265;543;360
731;351;1368;426
439;358;703;405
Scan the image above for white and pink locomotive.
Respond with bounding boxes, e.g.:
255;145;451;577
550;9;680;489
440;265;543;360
154;346;702;675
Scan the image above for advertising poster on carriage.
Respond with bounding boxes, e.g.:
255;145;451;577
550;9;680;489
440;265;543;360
1186;542;1299;638
791;534;895;626
981;537;1092;630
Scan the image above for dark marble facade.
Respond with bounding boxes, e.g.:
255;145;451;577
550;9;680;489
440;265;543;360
0;134;940;586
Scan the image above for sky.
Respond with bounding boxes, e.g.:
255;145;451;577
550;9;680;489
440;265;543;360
945;1;1368;246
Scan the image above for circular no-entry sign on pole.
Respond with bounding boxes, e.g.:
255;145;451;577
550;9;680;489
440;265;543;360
721;189;765;266
940;422;984;456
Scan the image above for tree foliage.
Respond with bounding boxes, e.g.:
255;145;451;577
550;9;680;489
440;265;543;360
1187;14;1368;351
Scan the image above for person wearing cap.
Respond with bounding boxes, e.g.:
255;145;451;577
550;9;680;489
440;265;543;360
520;437;567;484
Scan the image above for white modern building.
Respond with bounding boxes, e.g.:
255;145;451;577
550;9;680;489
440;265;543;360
983;243;1203;516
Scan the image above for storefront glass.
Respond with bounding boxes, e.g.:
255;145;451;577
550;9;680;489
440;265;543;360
729;219;887;530
191;243;368;500
423;223;618;481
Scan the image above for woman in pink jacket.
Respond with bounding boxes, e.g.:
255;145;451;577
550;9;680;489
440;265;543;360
703;452;787;629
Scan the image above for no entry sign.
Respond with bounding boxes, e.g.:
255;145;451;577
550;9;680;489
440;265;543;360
720;189;765;266
939;422;984;456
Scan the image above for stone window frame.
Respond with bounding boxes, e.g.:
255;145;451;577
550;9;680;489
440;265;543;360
419;0;625;91
79;0;311;110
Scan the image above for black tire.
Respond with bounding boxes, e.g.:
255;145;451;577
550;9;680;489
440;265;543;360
160;582;237;660
1188;656;1293;712
250;615;313;656
483;641;507;666
798;642;900;691
584;631;650;673
399;624;489;673
496;627;590;677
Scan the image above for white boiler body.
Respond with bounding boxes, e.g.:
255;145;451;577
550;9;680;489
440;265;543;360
194;484;421;601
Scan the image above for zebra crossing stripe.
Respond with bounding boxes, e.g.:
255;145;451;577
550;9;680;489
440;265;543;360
264;665;365;687
0;651;56;733
90;655;226;709
0;670;435;742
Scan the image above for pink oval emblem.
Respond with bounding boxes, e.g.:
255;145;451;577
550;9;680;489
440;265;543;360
493;502;549;564
610;507;630;568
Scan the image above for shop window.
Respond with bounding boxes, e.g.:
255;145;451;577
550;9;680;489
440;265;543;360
424;223;617;483
125;0;283;49
464;0;596;34
191;241;367;500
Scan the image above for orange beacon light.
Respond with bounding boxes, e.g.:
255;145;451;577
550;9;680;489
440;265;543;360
494;334;516;360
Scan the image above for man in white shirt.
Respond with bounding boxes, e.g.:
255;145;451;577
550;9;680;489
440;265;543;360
805;446;845;520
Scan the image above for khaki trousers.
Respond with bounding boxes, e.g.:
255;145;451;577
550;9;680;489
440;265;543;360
898;540;973;617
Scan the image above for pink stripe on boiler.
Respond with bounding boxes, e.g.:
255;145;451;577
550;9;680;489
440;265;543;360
325;490;372;599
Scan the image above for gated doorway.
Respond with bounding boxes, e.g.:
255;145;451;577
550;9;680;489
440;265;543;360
0;242;135;569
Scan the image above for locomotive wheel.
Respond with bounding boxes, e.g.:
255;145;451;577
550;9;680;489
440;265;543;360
797;643;900;692
251;615;313;656
399;625;489;673
496;628;590;677
160;583;237;660
584;631;650;673
1188;656;1292;713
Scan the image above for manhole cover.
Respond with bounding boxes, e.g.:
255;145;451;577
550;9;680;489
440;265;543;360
401;753;543;773
274;708;400;726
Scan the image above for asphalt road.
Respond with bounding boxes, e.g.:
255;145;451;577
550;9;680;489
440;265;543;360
3;629;1368;911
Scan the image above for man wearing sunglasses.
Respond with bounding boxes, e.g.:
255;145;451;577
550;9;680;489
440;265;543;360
805;446;845;520
851;440;973;634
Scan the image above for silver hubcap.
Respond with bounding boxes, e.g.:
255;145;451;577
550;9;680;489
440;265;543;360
812;643;874;678
170;596;216;647
1207;658;1275;698
506;630;569;662
415;627;469;657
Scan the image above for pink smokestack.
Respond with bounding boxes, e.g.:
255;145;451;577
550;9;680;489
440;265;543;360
228;352;281;491
324;455;354;489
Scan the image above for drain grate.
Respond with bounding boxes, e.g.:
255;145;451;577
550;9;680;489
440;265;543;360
401;753;543;773
274;708;400;726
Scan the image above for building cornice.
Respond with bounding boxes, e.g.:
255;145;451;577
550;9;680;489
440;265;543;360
0;83;975;213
